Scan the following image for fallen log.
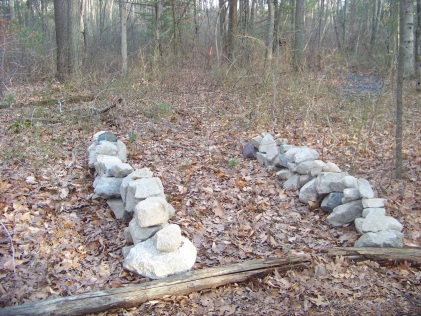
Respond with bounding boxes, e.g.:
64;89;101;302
327;247;421;266
0;256;310;316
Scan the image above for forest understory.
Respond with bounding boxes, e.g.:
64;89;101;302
0;66;420;315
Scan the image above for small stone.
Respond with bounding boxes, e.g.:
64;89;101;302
120;168;154;203
256;152;268;165
110;162;134;178
276;169;293;180
296;161;314;175
293;148;320;164
279;144;295;154
343;175;359;189
94;155;123;176
93;176;123;199
299;175;312;187
357;179;375;199
321;192;344;213
316;172;347;194
361;214;403;233
362;198;387;208
354;217;364;234
327;200;364;226
251;135;263;148
287;162;298;173
134;197;171;227
152;224;182;252
258;133;276;153
299;178;319;204
362;208;386;218
354;231;404;248
342;188;362;203
124;227;133;244
116;140;128;163
283;174;300;191
266;145;280;163
122;246;134;258
322;162;341;173
129;219;165;244
97;131;118;143
243;141;257;159
125;177;165;213
107;199;128;219
310;160;326;177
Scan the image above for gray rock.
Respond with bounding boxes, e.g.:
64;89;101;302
243;141;257;159
279;144;295;154
284;147;302;162
296;161;314;175
87;141;119;168
251;135;263;148
116;140;128;163
362;198;387;208
124;227;133;244
342;188;362;203
256;152;268;165
321;192;344;213
276;169;293;180
274;153;289;168
310;160;326;177
283;174;300;191
120;168;154;203
327;200;364;226
93;176;123;199
316;172;347;194
129;219;165;244
125;177;165;213
298;178;319;204
322;162;341;173
362;208;386;218
354;231;404;248
343;175;359;189
354;217;364;234
152;224;182;252
266;145;279;163
258;133;276;153
107;199;128;219
357;179;375;199
299;175;313;187
122;245;134;258
97;131;118;143
361;214;403;233
287;162;298;173
110;162;134;178
94;155;123;176
293;147;319;164
123;237;197;279
134;197;171;227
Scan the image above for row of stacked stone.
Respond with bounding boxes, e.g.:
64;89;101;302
243;133;404;248
87;131;197;279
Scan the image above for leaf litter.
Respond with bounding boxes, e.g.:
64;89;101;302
0;71;420;315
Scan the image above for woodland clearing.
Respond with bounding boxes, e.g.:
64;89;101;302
0;66;420;315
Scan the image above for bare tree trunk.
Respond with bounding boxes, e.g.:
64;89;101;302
293;0;304;71
9;0;15;20
416;0;421;88
265;0;275;69
227;0;238;60
403;0;415;78
219;0;228;56
396;0;405;179
120;0;128;75
54;0;69;82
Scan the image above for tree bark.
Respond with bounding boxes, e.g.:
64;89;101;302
120;0;128;75
396;0;405;179
0;256;311;316
265;0;275;68
9;0;15;20
327;247;421;266
227;0;238;60
403;0;415;78
293;0;304;71
416;0;421;88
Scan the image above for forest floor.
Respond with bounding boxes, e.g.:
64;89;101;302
0;66;420;315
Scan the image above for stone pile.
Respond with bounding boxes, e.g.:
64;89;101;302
243;133;404;248
87;131;197;279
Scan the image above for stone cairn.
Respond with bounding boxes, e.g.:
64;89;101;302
243;133;404;248
87;131;197;279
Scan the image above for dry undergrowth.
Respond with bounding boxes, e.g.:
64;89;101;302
0;62;420;315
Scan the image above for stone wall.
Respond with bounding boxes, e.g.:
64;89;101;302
87;131;197;279
243;133;404;248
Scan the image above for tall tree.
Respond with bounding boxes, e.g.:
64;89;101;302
416;0;421;88
120;0;128;75
293;0;304;70
9;0;15;20
227;0;238;60
54;0;83;82
265;0;275;68
403;0;415;78
396;0;405;179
